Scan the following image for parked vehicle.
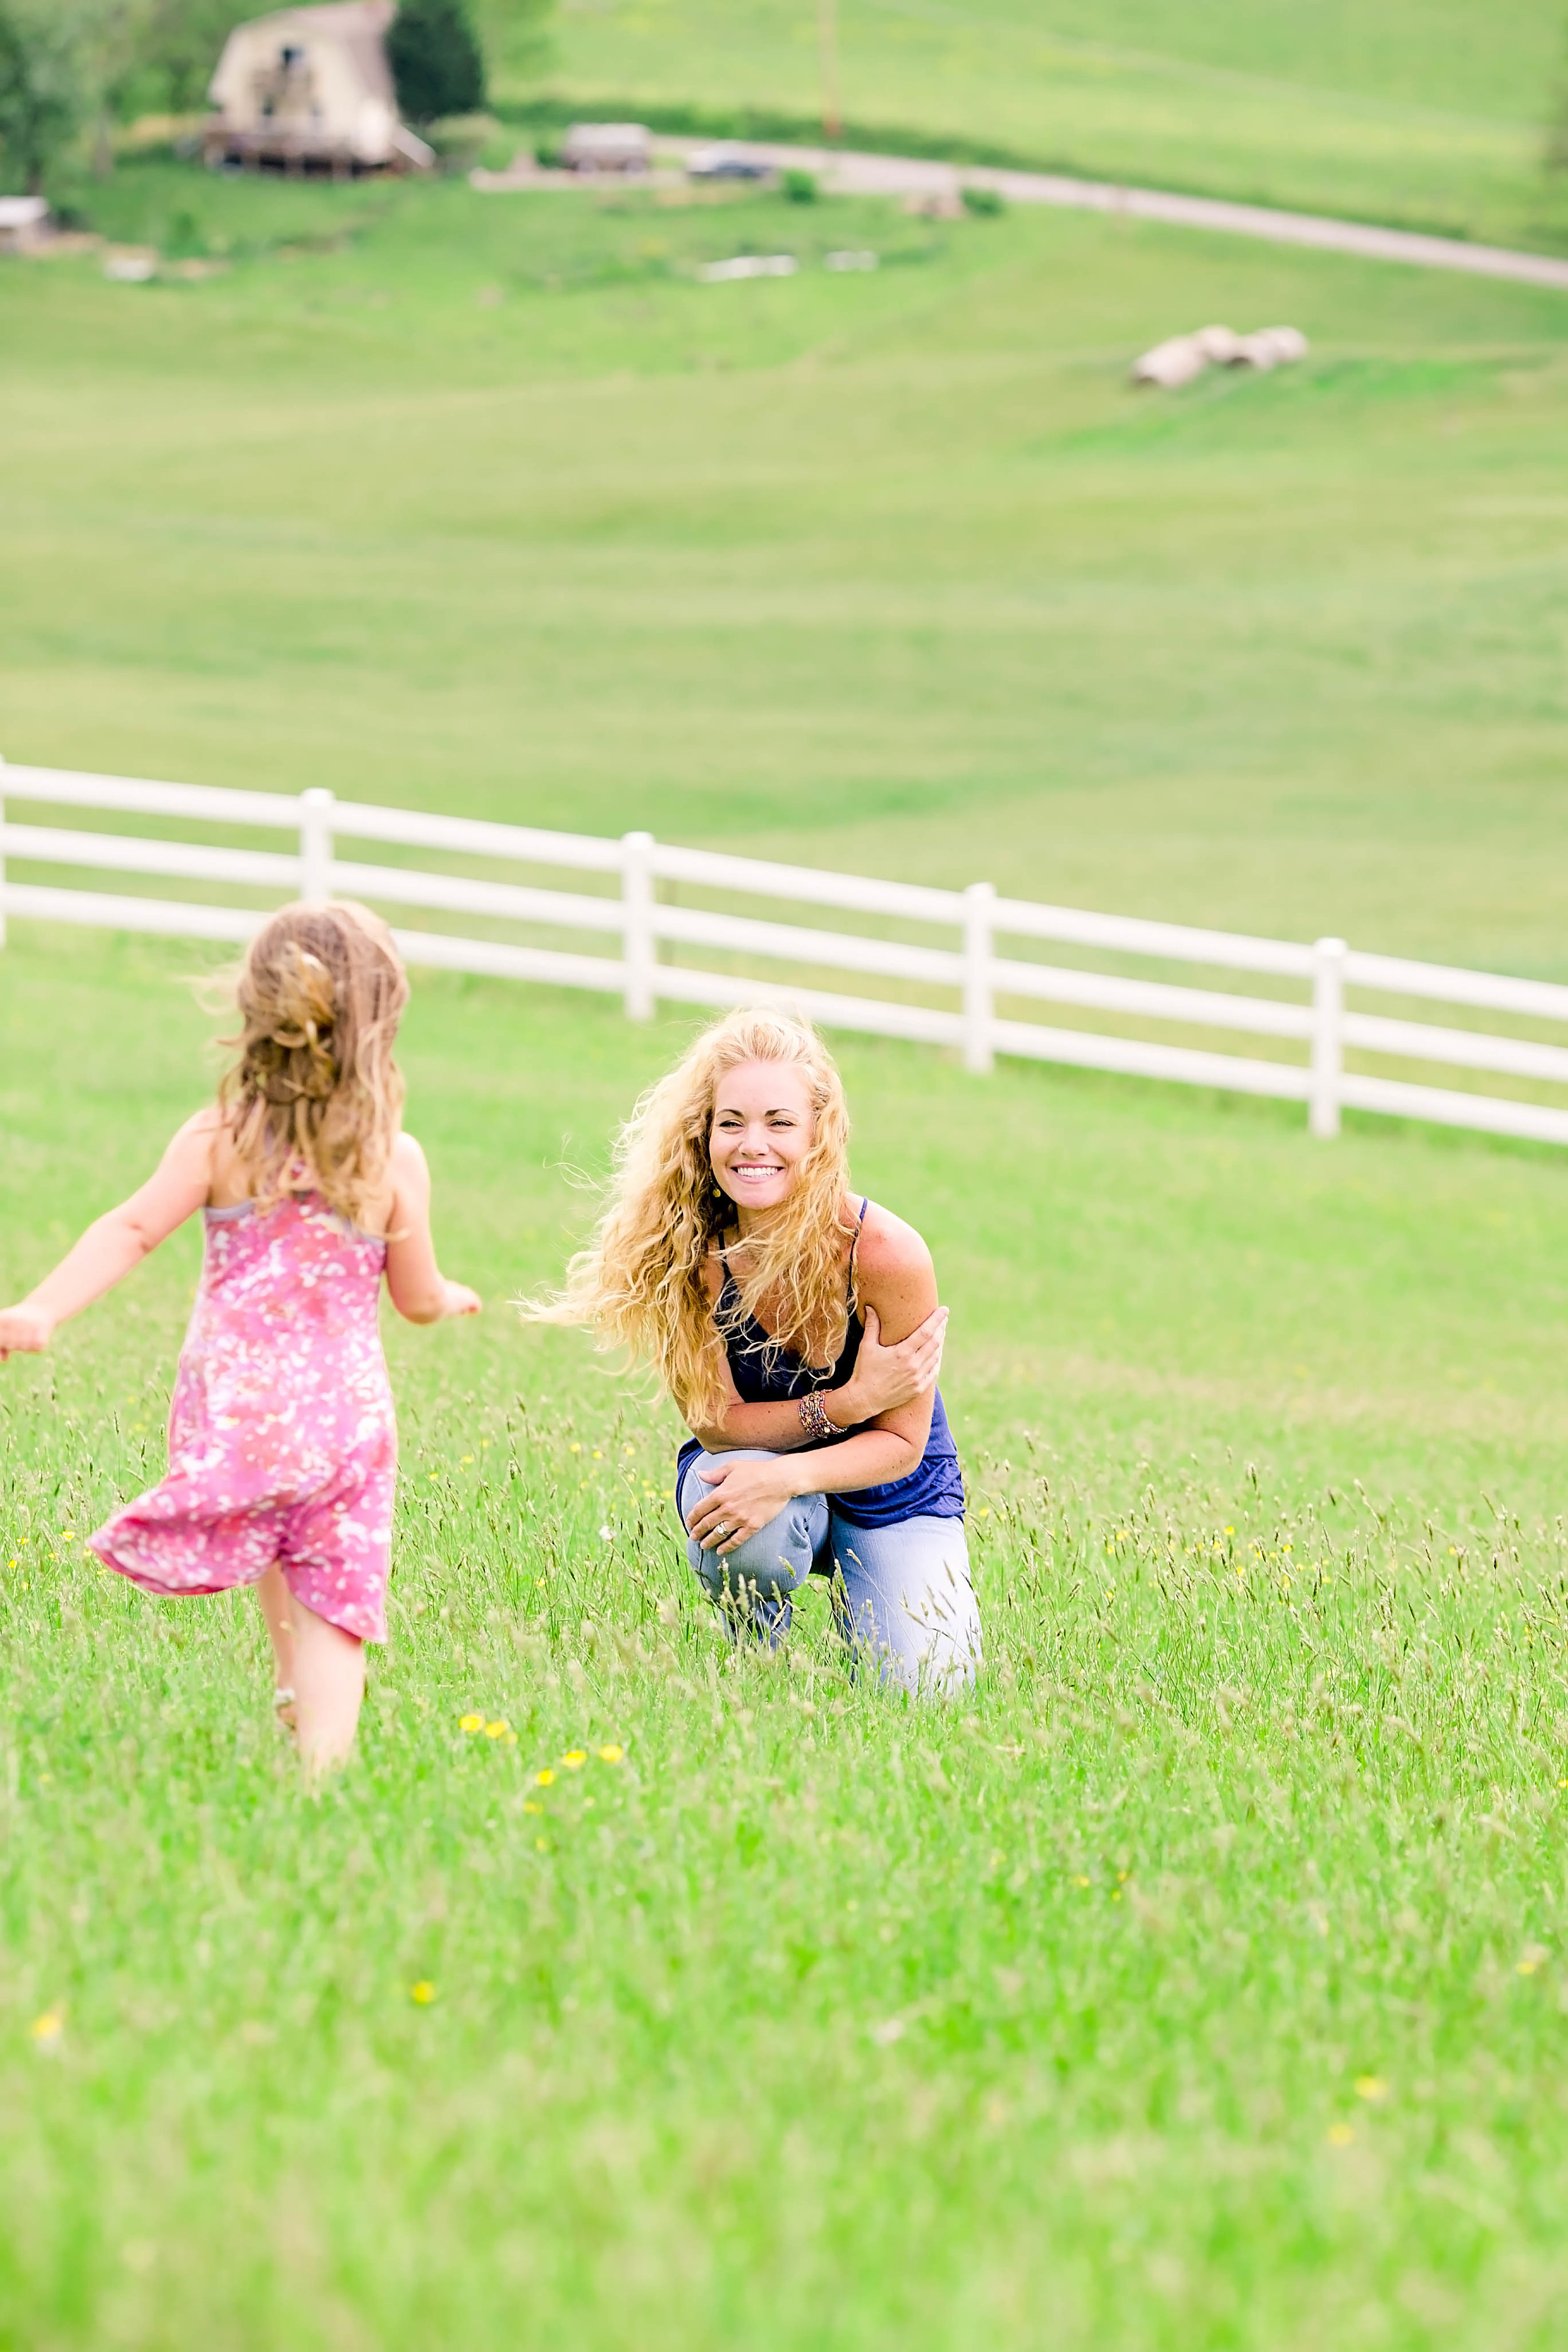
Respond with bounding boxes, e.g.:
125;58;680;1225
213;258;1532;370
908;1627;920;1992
687;144;771;181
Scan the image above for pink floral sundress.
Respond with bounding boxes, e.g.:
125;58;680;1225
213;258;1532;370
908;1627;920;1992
90;1192;397;1642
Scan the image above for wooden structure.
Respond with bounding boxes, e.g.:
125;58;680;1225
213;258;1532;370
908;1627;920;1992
204;2;433;176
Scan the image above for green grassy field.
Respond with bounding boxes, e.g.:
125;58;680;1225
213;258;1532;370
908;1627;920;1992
6;162;1568;976
7;142;1568;2346
512;0;1568;251
4;923;1568;2349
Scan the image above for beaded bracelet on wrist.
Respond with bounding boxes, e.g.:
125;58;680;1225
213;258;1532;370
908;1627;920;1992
798;1388;840;1443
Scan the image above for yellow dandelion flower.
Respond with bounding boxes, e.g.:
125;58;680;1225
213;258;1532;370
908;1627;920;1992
523;1799;542;1814
536;1576;546;1587
29;2010;64;2045
460;1454;474;1466
1327;2122;1353;2147
561;1749;587;1769
536;1767;555;1786
569;1443;582;1454
1072;1875;1091;1888
598;1744;624;1764
592;1449;603;1459
485;1719;508;1739
623;1443;635;1456
536;1835;549;1850
410;1981;437;2005
458;1713;484;1733
1353;2075;1387;2102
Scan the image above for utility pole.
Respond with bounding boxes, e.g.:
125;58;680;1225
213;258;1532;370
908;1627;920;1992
817;0;842;141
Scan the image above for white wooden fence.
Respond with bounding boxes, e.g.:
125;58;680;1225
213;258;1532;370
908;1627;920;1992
5;759;1568;1148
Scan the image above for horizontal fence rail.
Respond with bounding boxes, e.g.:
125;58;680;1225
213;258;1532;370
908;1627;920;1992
4;759;1568;1148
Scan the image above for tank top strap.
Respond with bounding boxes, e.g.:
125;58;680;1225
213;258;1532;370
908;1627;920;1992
847;1196;869;1295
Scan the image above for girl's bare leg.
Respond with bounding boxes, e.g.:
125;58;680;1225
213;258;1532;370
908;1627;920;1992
256;1565;297;1729
289;1596;366;1777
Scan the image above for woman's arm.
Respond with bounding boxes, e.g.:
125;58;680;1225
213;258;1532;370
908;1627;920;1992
684;1299;947;1457
383;1133;482;1325
686;1209;946;1555
0;1110;220;1359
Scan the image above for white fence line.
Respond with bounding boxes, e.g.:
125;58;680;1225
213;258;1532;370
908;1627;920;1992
4;758;1568;1148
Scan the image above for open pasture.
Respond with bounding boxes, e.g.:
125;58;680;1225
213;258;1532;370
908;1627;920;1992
7;165;1568;978
521;0;1568;251
4;926;1568;2348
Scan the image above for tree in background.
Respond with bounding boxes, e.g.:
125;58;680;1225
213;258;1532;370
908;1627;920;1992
0;2;88;191
387;0;486;124
117;0;255;115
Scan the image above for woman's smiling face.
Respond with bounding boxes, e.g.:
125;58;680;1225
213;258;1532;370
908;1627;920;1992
709;1059;815;1219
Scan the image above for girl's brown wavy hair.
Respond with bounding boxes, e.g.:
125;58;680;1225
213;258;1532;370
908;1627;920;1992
220;901;408;1227
531;1006;857;1426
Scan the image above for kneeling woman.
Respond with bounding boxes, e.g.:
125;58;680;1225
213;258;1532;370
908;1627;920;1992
542;1008;981;1694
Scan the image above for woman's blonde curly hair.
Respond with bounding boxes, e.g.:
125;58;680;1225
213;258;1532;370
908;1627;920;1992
534;1007;857;1426
220;901;408;1227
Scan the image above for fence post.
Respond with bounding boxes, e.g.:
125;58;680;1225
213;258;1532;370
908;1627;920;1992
962;881;995;1075
1310;935;1346;1138
621;829;657;1020
299;788;334;906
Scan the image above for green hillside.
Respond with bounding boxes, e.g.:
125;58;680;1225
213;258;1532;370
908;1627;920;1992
502;0;1568;250
6;166;1568;974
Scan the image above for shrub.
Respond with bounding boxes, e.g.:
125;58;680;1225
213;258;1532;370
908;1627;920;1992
961;184;1004;217
387;0;486;126
781;166;818;203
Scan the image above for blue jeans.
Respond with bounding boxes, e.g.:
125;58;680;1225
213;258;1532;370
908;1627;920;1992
678;1448;982;1697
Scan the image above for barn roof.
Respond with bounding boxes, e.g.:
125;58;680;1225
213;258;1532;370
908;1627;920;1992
216;1;397;104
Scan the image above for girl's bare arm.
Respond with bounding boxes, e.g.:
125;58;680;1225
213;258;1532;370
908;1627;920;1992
383;1133;482;1325
0;1110;220;1358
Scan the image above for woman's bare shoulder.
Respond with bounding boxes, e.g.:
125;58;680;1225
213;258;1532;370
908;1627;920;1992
852;1199;934;1283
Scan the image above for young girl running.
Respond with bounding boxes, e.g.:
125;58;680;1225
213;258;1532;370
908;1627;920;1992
539;1007;982;1695
0;902;479;1770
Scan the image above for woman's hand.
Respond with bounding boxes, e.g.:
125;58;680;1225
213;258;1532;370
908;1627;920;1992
440;1280;483;1319
0;1303;54;1361
686;1454;803;1556
835;1303;946;1424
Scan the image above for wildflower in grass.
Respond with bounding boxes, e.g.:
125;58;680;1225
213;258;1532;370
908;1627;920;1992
1353;2075;1387;2102
29;2010;64;2047
523;1799;542;1814
598;1524;614;1541
536;1767;555;1785
536;1576;546;1587
562;1749;587;1768
1518;1945;1548;1975
569;1443;582;1454
1327;2123;1354;2146
598;1744;624;1763
484;1719;509;1738
410;1981;437;2005
1072;1874;1091;1888
536;1835;549;1850
460;1454;474;1466
459;1714;484;1732
623;1443;635;1456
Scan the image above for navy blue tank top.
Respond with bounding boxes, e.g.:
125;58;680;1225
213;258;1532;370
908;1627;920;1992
675;1200;965;1528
